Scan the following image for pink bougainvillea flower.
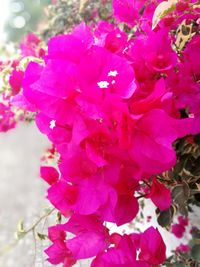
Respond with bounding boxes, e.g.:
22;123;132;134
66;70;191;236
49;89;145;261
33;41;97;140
77;46;136;101
45;241;74;265
176;244;190;254
47;24;93;63
36;113;72;145
182;35;200;81
45;225;75;266
112;194;139;226
25;60;78;99
178;216;189;227
95;21;128;54
171;223;185;238
127;38;152;83
98;163;139;224
19;4;200;265
72;23;94;49
23;62;77;124
0;103;16;132
72;175;116;215
176;1;190;12
128;29;177;83
148;177;172;211
48;224;66;242
63;214;110;259
112;0;146;27
139;227;166;265
40;166;59;185
130;78;174;116
129;109;192;177
9;69;24;95
48;172;117;218
91;234;137;267
20;33;43;57
47;180;78;216
11;94;36;112
23;32;136;124
59;150;97;182
145;29;177;73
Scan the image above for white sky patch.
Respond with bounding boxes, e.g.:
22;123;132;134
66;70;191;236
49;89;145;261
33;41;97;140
0;0;10;43
97;81;109;89
49;120;56;130
108;70;118;77
12;16;26;29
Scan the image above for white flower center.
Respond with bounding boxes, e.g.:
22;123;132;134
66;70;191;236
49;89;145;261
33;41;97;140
49;120;56;129
97;81;109;89
108;70;118;77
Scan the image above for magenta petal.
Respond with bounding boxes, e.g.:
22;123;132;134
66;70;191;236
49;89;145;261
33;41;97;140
67;232;108;259
40;166;59;185
114;195;139;226
9;69;24;95
139;227;166;265
149;178;171;211
171;224;185;238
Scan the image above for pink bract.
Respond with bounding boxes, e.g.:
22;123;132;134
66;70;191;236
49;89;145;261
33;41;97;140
149;177;172;211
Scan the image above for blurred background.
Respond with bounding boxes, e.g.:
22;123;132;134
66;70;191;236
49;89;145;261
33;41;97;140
0;0;50;44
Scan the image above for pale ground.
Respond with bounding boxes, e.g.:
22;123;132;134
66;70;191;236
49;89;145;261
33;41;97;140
0;122;198;267
0;122;52;267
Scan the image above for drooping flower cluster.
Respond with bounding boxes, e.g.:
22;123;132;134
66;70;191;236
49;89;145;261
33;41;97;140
0;32;46;131
16;0;200;266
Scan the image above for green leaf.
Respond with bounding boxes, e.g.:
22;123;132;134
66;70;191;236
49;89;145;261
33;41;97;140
17;219;25;233
56;212;62;224
157;206;175;228
15;231;26;240
15;219;26;240
175;263;186;267
37;232;47;241
191;244;200;260
191;227;200;240
172;182;190;205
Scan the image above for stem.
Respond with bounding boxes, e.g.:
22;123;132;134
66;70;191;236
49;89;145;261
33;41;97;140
142;179;151;188
0;207;55;257
25;208;55;235
137;194;148;199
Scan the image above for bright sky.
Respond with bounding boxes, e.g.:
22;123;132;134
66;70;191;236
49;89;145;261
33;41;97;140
0;0;10;43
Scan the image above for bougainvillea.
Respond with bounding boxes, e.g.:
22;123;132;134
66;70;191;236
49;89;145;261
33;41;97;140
1;0;200;266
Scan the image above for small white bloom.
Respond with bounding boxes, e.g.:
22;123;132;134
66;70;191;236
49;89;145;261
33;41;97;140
97;81;109;89
189;113;194;118
108;70;118;77
49;120;56;129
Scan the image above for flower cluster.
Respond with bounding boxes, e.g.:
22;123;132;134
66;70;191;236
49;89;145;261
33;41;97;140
172;216;189;238
17;0;200;266
0;32;46;131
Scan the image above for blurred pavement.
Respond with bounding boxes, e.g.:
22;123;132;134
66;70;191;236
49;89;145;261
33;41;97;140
0;122;51;267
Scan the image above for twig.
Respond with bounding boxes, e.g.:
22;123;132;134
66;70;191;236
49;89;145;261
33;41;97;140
0;207;55;257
